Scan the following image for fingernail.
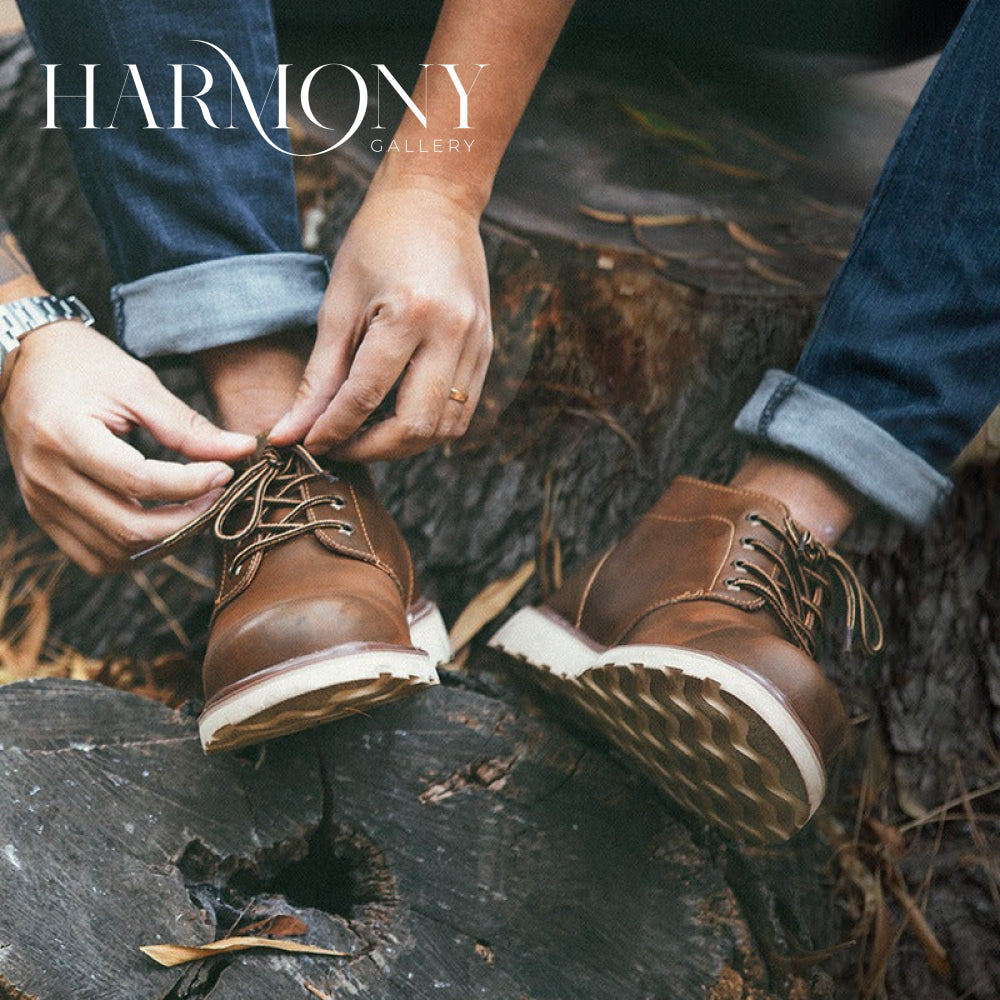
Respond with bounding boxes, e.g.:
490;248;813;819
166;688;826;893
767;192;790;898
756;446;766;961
268;415;291;441
210;466;234;489
222;430;258;447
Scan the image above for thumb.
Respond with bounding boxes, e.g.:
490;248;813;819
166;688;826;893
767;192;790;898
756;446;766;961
133;378;257;461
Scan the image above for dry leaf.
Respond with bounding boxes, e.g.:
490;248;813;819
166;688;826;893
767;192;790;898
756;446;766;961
449;561;535;654
744;256;805;289
806;242;850;262
304;984;333;1000
688;155;771;182
131;568;190;649
4;589;51;680
725;220;779;257
577;204;706;228
141;936;349;967
620;102;714;154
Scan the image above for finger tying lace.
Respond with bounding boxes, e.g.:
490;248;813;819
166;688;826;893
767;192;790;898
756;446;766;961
132;445;354;575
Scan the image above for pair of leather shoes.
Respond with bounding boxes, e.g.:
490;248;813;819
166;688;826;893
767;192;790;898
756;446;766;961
154;447;881;844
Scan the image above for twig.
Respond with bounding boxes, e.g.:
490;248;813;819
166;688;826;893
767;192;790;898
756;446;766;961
898;777;1000;834
162;554;214;590
955;763;1000;922
130;568;191;649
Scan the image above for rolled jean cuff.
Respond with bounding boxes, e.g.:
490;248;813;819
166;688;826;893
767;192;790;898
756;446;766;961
734;369;952;526
111;253;330;358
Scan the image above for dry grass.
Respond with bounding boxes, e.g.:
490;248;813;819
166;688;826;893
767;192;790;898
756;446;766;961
0;530;199;706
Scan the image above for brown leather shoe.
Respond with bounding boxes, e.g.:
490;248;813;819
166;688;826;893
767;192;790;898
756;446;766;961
146;445;450;753
489;476;882;843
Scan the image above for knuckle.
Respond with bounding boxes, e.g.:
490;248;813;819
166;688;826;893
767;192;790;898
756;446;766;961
451;300;481;331
120;466;153;499
395;289;437;324
346;379;386;415
400;416;437;442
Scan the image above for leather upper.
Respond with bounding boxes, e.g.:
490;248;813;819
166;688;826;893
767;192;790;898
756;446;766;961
547;476;869;759
202;449;417;701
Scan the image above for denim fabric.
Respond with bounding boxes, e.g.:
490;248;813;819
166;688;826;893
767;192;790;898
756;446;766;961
735;370;951;525
113;254;329;358
17;0;320;354
739;0;1000;524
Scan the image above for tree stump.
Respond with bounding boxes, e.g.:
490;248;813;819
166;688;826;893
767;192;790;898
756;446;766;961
0;678;771;1000
0;26;998;1000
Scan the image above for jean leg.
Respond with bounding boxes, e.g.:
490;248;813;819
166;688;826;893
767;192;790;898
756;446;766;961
737;0;1000;524
16;0;325;356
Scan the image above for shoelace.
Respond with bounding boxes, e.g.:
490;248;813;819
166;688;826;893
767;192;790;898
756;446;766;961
134;444;355;578
725;512;884;658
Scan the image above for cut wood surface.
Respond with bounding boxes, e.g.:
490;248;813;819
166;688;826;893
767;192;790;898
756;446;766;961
0;678;764;1000
0;27;998;1000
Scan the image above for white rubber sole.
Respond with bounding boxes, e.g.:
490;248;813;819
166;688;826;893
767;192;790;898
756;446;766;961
489;606;823;843
200;598;451;754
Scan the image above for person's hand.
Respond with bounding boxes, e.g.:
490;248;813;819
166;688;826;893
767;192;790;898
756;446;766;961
0;321;257;574
268;180;493;460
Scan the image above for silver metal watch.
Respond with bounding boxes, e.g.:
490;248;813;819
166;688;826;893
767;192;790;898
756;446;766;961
0;294;95;373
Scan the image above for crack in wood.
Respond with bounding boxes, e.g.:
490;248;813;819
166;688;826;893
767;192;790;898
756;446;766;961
4;735;196;758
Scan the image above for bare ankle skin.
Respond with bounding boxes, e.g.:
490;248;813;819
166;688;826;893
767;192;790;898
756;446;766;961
197;331;312;436
728;451;863;546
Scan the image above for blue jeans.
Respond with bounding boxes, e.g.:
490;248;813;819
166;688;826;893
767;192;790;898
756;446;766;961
737;0;1000;525
16;0;329;354
17;0;996;526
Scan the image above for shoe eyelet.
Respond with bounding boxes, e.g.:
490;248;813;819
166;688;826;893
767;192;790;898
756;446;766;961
746;512;761;524
733;559;747;571
330;495;346;510
740;537;754;549
339;523;355;536
723;577;740;591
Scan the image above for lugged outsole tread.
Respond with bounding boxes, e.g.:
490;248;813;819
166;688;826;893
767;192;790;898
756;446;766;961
203;672;434;754
497;646;812;844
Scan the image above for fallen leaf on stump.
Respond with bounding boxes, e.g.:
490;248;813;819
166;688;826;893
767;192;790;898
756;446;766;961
140;937;350;967
448;560;536;654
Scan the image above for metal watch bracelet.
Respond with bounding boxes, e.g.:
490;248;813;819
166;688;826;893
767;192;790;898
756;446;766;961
0;294;95;367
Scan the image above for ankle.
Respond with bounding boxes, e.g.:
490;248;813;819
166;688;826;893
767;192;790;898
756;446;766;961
728;451;862;546
198;331;311;435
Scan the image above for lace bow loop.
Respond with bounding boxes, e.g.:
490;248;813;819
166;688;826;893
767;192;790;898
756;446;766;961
729;512;884;658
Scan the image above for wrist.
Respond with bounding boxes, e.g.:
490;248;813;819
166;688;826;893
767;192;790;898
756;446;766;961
0;294;96;402
371;153;492;217
0;276;48;305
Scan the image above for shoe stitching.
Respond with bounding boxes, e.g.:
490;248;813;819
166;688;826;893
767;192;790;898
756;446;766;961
576;545;615;630
673;475;794;516
613;590;766;646
342;480;405;602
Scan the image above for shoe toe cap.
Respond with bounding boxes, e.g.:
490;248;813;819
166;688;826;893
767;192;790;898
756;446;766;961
203;592;412;700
